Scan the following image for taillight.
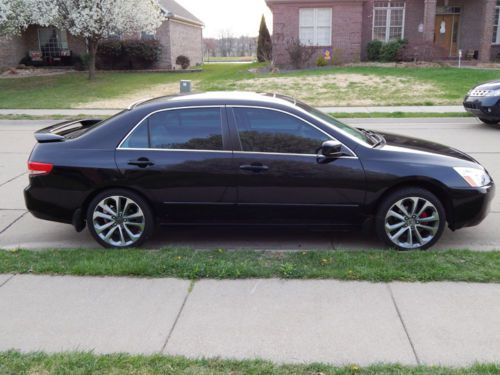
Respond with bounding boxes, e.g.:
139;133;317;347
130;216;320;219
28;161;53;176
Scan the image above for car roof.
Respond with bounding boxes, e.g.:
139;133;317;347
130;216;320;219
131;92;299;112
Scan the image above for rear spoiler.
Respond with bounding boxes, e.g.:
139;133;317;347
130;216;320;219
34;119;102;143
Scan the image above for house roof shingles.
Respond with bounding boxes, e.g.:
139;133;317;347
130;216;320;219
158;0;204;26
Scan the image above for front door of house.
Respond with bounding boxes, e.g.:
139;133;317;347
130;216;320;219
434;13;460;57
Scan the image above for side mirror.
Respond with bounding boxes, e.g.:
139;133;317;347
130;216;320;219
319;140;344;158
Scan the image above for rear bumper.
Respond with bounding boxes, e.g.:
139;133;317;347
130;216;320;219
463;96;500;120
24;184;75;225
449;183;495;230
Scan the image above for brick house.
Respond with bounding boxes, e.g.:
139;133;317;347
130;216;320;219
266;0;500;66
0;0;203;69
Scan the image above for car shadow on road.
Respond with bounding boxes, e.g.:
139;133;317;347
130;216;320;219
147;226;385;251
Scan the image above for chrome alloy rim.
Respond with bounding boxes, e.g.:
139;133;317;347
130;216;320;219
92;196;145;247
385;197;440;249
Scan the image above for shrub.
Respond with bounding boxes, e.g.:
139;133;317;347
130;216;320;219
97;40;122;58
367;40;383;61
379;39;407;62
19;54;33;66
176;55;190;70
285;38;315;69
96;39;161;70
122;40;161;64
316;55;328;67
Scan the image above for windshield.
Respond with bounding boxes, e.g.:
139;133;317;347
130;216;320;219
296;101;372;144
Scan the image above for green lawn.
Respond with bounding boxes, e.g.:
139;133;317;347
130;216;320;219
1;351;499;375
330;112;473;119
1;248;499;282
0;63;499;108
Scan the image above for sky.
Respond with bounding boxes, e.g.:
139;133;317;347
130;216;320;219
176;0;273;38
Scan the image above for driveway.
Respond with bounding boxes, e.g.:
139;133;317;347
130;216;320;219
0;117;498;251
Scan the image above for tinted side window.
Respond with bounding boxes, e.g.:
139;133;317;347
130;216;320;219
122;108;223;150
233;108;329;154
121;119;149;148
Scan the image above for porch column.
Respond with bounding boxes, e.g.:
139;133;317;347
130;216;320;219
478;0;496;62
423;0;437;42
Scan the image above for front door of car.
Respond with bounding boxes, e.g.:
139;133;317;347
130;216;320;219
228;107;366;225
115;106;237;223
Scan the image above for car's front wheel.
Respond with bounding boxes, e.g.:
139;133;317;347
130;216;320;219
87;189;154;248
479;118;500;125
376;188;446;251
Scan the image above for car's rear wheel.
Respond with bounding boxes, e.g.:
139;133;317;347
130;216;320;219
376;188;446;251
87;189;154;249
479;118;500;125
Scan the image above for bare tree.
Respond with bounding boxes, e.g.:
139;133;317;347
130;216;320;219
218;29;234;57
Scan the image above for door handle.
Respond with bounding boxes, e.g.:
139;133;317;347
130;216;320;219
128;158;154;168
240;163;269;172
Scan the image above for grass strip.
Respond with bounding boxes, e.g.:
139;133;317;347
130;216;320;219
1;351;499;375
0;248;499;282
330;112;473;119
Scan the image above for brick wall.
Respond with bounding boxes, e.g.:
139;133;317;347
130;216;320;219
270;1;363;67
156;20;172;69
0;35;26;67
168;20;203;69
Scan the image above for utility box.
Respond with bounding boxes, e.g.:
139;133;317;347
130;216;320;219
180;80;191;93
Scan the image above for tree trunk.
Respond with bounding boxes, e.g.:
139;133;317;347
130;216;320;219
87;38;99;80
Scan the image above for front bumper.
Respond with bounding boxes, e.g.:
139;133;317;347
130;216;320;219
449;183;495;230
463;95;500;120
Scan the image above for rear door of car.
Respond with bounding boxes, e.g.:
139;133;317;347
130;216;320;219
227;106;366;226
115;106;237;223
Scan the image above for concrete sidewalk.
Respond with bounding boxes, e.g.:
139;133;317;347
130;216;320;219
0;274;499;366
0;105;465;117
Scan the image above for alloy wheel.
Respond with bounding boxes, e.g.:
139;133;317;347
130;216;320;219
384;196;440;250
92;195;145;247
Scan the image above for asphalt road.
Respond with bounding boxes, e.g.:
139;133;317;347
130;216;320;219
0;117;498;251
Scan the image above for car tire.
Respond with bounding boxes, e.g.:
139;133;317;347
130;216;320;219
479;118;500;125
376;188;446;251
86;189;154;249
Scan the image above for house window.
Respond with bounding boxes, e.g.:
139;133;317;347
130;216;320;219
108;33;122;40
141;32;156;41
299;8;332;46
373;1;406;42
37;27;69;57
493;1;500;44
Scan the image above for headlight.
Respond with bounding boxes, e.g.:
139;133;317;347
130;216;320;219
486;89;500;96
453;167;491;187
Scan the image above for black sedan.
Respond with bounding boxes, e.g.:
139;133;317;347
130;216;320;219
464;79;500;125
25;92;494;250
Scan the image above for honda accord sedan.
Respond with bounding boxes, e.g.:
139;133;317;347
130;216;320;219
25;92;494;250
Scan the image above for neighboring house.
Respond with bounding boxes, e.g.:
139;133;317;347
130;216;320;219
0;0;203;69
266;0;499;66
155;0;204;68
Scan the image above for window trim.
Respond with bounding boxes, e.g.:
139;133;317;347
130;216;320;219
228;105;357;158
299;8;333;47
372;1;406;43
493;3;500;45
117;105;227;152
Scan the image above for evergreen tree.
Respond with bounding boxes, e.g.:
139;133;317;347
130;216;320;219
257;15;272;62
